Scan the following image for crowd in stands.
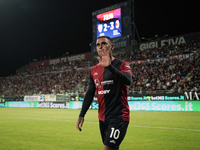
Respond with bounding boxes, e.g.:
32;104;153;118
25;59;95;74
0;40;200;98
128;57;199;94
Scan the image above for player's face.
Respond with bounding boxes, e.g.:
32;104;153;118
96;38;114;57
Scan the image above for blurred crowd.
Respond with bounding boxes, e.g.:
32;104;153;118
0;40;200;98
129;56;199;94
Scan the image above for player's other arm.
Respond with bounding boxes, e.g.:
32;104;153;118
76;74;95;131
105;61;133;85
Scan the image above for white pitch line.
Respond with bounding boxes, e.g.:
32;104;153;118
129;125;200;132
21;117;78;123
20;117;200;132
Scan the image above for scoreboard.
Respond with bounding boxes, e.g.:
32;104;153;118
91;0;135;52
96;8;122;39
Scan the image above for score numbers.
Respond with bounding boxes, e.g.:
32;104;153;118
97;8;121;38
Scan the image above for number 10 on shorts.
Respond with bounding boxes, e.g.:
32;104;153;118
110;127;120;139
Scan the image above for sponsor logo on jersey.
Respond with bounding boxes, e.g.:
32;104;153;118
98;90;110;95
101;80;114;85
95;79;114;89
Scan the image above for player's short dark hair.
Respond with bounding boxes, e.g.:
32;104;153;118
97;36;113;44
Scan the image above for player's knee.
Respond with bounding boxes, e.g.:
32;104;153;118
104;145;119;150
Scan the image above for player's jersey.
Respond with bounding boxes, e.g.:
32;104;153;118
91;58;132;123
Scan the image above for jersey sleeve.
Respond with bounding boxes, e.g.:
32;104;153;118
120;61;133;75
79;73;96;117
105;61;133;85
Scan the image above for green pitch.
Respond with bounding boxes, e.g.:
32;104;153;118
0;108;200;150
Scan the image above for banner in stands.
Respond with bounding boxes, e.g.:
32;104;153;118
49;53;90;65
138;32;200;51
39;95;56;102
128;93;185;101
29;60;50;69
146;57;168;63
24;96;39;101
129;92;199;101
24;95;56;102
70;93;198;101
29;53;90;68
169;52;194;60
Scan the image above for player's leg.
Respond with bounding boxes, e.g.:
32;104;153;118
103;121;129;150
99;120;107;144
99;121;119;150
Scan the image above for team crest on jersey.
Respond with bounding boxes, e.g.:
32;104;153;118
94;79;101;88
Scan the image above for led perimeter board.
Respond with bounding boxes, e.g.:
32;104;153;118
96;8;122;39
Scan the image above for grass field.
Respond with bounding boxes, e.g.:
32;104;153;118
0;108;200;150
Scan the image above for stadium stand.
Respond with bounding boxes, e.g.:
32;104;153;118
0;36;200;101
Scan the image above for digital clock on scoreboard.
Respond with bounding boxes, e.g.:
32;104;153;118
96;8;121;39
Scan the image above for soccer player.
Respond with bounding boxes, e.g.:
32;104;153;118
76;36;133;150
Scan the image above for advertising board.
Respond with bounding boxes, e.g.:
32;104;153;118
128;101;200;112
68;101;83;109
5;102;37;108
37;102;68;109
0;103;5;107
4;101;200;112
72;101;200;112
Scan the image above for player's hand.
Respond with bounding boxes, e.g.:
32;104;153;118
97;47;112;67
76;117;84;131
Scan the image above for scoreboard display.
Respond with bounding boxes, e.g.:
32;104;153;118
91;0;134;52
96;8;121;39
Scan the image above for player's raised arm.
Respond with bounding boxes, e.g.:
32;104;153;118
105;61;133;85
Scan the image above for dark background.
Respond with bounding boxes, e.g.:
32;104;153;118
0;0;199;77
